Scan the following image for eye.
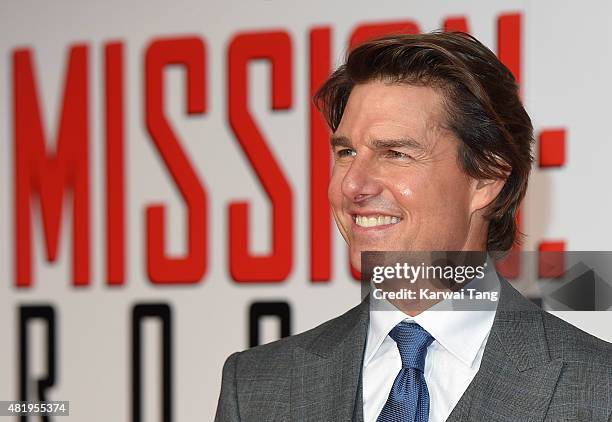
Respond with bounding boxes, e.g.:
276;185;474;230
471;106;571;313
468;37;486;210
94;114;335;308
335;148;356;159
384;150;411;160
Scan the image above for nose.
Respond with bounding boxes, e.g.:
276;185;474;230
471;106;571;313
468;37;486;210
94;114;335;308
341;156;383;203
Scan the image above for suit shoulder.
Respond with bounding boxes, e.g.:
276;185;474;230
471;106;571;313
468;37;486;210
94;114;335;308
542;311;612;367
230;301;365;376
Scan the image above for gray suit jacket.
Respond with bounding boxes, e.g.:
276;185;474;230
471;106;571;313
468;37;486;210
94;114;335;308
215;278;612;421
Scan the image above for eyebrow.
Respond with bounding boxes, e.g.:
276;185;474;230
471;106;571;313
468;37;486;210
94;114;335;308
371;138;424;151
330;135;351;149
330;135;425;151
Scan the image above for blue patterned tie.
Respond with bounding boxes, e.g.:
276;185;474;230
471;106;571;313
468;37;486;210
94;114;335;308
376;322;434;422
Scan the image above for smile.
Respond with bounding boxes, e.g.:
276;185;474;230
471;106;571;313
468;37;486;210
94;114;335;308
354;215;401;228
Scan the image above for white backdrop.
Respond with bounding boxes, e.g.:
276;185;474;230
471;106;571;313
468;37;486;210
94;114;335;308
1;1;612;420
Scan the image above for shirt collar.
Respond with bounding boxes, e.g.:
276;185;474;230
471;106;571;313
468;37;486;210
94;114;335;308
364;258;500;368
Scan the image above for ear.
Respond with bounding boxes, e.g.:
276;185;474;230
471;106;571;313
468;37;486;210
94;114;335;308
469;176;506;214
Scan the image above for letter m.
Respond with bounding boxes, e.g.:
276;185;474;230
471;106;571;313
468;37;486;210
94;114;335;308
13;45;89;287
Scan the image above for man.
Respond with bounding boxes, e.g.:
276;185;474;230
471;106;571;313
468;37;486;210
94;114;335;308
215;32;612;421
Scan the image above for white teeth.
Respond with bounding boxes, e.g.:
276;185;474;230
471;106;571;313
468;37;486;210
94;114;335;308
355;215;401;228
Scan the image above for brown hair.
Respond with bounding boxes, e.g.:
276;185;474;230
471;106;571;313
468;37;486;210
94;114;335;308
314;31;534;252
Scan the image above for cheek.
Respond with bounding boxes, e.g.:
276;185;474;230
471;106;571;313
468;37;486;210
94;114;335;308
389;175;421;212
328;167;345;207
426;177;474;228
390;169;471;219
396;181;415;203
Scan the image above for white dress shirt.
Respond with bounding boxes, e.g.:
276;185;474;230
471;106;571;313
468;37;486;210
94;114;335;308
363;268;500;422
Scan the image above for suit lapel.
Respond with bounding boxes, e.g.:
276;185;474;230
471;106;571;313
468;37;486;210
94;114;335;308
290;300;369;422
447;278;563;422
288;278;563;422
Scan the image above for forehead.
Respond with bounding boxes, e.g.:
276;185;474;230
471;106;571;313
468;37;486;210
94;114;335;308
335;81;448;142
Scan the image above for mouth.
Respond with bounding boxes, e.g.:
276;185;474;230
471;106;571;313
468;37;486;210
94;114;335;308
353;214;402;228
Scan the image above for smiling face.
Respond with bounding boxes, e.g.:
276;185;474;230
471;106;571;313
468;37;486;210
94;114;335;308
329;81;496;270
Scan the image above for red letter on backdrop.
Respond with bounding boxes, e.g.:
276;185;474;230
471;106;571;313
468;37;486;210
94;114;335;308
105;41;125;285
14;45;90;288
309;26;332;282
443;16;469;33
498;13;521;90
13;45;90;287
494;12;523;279
228;31;293;282
145;37;208;284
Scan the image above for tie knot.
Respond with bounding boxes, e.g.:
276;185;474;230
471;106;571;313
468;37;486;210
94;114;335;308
389;322;434;371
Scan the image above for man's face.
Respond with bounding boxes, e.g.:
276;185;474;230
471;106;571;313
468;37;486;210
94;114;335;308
329;81;485;270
